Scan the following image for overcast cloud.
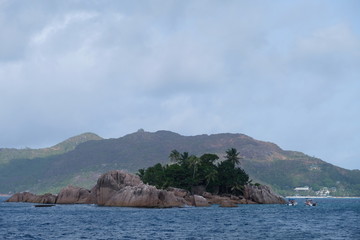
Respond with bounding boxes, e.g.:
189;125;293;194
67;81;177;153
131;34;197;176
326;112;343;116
1;0;359;169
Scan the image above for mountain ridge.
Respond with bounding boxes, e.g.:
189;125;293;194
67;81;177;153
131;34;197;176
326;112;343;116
0;132;103;165
0;130;358;196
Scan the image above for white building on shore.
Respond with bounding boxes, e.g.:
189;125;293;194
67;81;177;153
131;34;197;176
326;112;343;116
294;186;310;191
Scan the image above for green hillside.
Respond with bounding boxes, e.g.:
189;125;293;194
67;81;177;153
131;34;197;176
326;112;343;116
0;132;103;165
0;130;359;196
242;157;360;196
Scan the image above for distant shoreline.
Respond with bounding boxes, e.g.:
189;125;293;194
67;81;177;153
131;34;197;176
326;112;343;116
285;196;360;199
0;194;11;197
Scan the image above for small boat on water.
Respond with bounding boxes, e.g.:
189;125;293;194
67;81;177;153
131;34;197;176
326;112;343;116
34;204;56;208
305;199;317;206
287;199;297;206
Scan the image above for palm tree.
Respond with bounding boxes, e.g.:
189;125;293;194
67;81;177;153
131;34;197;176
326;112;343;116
231;183;244;194
180;152;189;165
225;148;241;166
188;156;201;180
200;153;219;164
169;149;180;163
205;168;218;188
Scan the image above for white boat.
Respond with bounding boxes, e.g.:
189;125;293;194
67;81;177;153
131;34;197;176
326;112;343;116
305;199;317;206
287;199;297;206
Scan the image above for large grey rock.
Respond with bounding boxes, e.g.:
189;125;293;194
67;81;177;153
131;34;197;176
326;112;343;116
166;187;189;198
56;185;93;204
90;170;184;207
184;194;209;207
192;195;210;207
6;192;57;204
6;171;184;207
202;192;244;206
244;185;286;204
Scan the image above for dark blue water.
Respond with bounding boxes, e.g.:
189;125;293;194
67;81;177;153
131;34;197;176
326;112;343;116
1;197;360;239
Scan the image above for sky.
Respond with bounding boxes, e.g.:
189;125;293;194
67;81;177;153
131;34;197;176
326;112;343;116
0;0;359;170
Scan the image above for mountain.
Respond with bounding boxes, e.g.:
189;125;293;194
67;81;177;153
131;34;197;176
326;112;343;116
0;130;359;196
0;132;103;165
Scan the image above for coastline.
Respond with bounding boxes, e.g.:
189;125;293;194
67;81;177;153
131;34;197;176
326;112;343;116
0;194;11;197
285;196;360;199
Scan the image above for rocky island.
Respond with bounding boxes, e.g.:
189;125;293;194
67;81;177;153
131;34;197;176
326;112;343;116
6;170;286;207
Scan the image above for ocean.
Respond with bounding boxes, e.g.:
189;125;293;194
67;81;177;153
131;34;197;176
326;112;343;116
1;196;359;239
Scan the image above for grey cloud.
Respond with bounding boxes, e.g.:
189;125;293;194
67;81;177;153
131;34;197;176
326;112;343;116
0;1;359;169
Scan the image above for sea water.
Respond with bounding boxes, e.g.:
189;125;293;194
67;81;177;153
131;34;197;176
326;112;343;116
1;196;359;239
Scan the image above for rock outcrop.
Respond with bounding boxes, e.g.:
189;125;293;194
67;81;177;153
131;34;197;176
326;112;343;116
201;192;254;206
184;194;210;207
244;185;286;204
6;171;185;208
56;185;93;204
6;192;57;204
90;170;184;207
6;170;286;207
166;187;189;198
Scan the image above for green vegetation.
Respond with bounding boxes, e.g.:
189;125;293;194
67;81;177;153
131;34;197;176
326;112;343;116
137;148;249;195
0;133;102;165
242;159;360;196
